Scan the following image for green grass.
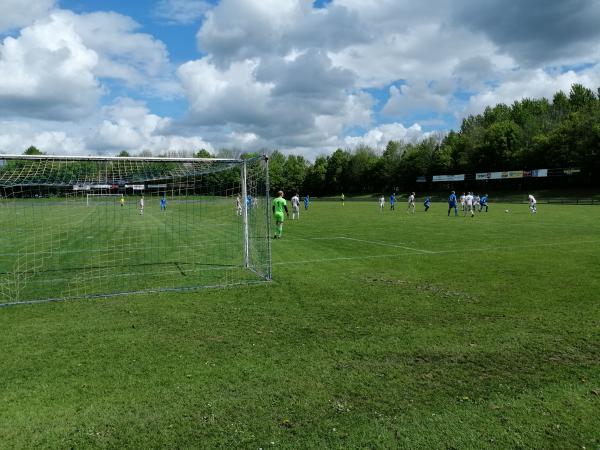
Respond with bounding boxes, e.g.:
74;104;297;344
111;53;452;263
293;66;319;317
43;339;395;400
0;197;267;303
1;201;599;448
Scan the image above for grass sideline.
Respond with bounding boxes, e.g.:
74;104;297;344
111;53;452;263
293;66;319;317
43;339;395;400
1;201;599;448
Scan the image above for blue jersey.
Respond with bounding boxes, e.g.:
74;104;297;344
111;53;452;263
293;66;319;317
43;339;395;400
424;198;431;206
160;198;166;206
304;196;309;205
390;195;395;204
480;196;488;204
448;193;457;205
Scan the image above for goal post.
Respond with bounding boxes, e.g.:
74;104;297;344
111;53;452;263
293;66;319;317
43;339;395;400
0;154;271;306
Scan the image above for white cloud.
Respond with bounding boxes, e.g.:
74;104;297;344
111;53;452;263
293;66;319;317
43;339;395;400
88;98;213;154
464;65;600;116
178;57;274;130
197;0;364;66
0;98;214;156
67;10;175;93
0;0;55;32
0;120;86;155
153;0;211;25
344;123;429;150
2;0;600;158
0;8;180;122
382;81;451;118
0;13;101;120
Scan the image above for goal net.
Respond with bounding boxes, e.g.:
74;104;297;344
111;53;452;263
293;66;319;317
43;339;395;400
0;154;271;306
86;193;122;206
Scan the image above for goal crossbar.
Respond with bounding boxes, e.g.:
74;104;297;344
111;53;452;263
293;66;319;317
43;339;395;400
0;154;244;163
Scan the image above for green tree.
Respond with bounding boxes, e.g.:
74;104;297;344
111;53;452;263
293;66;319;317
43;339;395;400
325;149;350;194
283;154;308;194
303;155;327;195
24;146;44;155
346;146;378;193
196;149;212;158
268;151;286;194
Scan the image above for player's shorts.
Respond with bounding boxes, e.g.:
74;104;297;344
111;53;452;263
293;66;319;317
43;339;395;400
293;205;299;212
274;212;284;222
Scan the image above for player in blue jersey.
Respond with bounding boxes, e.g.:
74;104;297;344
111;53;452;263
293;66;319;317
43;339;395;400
479;194;489;212
304;194;310;210
424;195;431;212
160;196;167;211
448;191;458;216
390;193;396;210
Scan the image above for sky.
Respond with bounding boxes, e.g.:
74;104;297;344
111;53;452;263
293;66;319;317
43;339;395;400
0;0;599;159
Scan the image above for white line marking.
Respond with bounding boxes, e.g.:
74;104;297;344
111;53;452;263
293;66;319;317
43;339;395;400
338;236;435;254
274;239;600;266
274;253;411;266
431;239;600;254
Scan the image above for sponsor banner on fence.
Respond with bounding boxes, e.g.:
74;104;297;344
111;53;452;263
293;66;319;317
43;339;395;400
91;184;112;189
523;169;548;178
416;176;427;183
73;184;91;191
125;184;145;190
147;184;167;188
501;170;523;179
432;174;464;182
477;171;526;180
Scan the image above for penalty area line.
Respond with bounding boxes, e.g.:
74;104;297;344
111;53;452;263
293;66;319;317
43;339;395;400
289;236;434;254
338;236;436;254
274;252;414;266
274;238;600;267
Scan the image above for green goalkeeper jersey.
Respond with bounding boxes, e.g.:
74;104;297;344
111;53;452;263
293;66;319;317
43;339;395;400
273;197;287;215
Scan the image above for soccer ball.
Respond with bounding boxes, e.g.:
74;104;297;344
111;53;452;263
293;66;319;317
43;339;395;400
505;209;509;213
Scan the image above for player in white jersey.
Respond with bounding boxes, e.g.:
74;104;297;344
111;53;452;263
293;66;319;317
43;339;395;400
379;195;385;211
139;196;144;215
528;194;537;213
407;192;416;214
473;195;480;212
235;194;242;216
291;193;300;220
464;192;474;217
460;193;466;212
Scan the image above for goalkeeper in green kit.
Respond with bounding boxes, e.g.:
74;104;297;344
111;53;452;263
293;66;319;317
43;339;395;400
272;191;289;239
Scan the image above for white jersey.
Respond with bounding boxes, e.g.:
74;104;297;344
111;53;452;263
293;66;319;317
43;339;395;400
408;194;415;204
460;195;466;204
291;195;300;209
528;195;536;204
465;194;473;206
139;198;144;208
379;196;385;206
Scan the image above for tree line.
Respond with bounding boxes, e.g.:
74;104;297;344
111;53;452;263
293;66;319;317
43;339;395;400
267;83;600;195
18;83;600;195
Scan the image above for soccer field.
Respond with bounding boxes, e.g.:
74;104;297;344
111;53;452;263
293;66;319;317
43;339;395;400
1;201;599;448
